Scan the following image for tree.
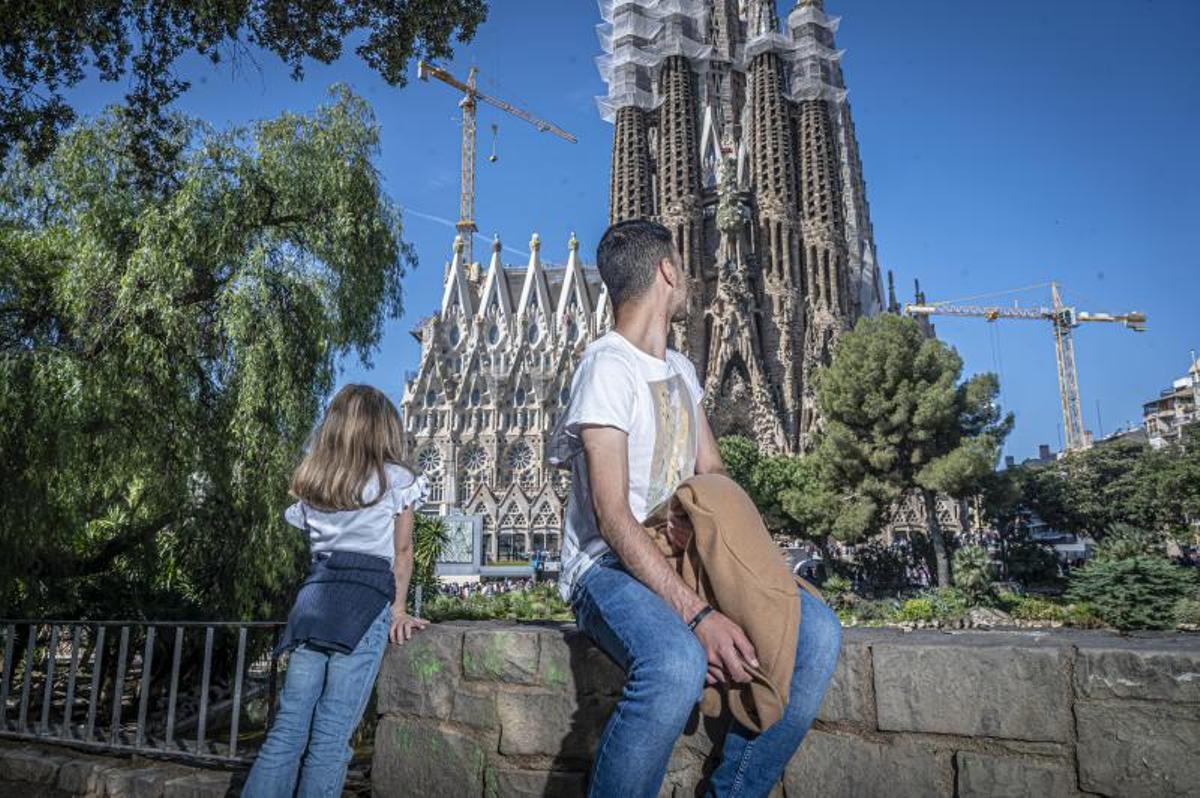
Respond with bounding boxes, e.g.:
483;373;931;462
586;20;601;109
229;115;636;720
716;435;839;541
0;86;414;621
1020;438;1155;538
813;314;1012;586
0;0;488;173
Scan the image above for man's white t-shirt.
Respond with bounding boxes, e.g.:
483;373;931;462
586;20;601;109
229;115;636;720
547;330;704;600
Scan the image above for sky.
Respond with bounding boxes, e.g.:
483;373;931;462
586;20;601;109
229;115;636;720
63;0;1200;461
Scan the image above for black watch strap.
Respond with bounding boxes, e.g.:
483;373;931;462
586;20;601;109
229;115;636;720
688;605;715;633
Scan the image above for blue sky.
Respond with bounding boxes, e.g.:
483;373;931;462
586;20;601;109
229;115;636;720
65;0;1200;460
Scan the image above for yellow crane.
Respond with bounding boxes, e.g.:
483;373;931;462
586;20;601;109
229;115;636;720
417;60;577;266
906;282;1147;452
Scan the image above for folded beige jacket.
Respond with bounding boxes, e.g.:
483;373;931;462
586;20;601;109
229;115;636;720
643;472;824;733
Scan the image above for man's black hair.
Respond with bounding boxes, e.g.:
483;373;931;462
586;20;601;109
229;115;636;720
595;219;677;309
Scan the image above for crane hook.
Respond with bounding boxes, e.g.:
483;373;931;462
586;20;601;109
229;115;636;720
488;123;499;163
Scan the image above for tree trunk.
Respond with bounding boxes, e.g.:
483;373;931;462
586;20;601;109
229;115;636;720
924;490;952;587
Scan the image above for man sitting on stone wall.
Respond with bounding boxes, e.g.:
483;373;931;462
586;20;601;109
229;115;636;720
547;220;841;797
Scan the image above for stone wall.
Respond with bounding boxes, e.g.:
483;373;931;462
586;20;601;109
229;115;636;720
372;622;1200;797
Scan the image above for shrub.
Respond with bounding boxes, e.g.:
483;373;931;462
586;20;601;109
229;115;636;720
895;597;935;622
423;584;573;623
1066;555;1196;631
893;587;970;622
953;544;997;601
1175;596;1200;627
1008;595;1067;622
823;574;851;596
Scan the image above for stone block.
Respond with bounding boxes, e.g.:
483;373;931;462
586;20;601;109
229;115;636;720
783;730;950;798
463;627;541;684
955;751;1076;798
102;766;174;798
372;716;486;797
1076;700;1200;797
872;639;1072;741
376;624;463;719
496;690;611;758
484;768;586;797
162;771;235;798
451;686;498;731
1074;638;1200;703
817;635;873;726
0;747;64;784
57;759;122;796
537;628;625;697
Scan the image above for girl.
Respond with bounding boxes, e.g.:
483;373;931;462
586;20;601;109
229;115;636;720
243;384;429;798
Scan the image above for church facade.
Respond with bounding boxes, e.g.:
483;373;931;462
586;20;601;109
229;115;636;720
401;234;611;563
600;0;884;452
401;1;903;562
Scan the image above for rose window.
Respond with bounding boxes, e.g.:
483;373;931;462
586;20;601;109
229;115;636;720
462;446;488;473
506;442;533;472
416;447;443;475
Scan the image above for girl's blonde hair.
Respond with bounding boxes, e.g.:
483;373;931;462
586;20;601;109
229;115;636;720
290;384;411;511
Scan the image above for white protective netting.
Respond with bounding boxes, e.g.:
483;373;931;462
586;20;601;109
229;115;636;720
594;0;713;122
786;5;842;34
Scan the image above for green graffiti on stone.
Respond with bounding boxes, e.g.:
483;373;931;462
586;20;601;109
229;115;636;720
392;724;413;753
407;643;444;683
543;661;568;688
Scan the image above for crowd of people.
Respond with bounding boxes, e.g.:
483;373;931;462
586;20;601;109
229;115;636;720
435;576;559;599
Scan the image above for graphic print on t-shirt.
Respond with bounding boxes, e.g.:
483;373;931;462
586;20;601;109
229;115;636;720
645;373;698;512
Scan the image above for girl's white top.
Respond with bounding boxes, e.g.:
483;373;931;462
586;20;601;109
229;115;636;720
284;464;428;565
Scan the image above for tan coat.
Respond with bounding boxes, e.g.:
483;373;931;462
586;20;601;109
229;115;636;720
643;472;824;733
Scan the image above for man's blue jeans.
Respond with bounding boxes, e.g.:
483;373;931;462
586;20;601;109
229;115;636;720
242;604;391;798
572;553;841;797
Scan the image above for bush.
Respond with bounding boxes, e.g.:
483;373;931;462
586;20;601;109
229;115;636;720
953;544;997;601
1175;596;1200;627
423;584;573;622
1008;595;1067;622
1066;555;1196;631
893;587;970;622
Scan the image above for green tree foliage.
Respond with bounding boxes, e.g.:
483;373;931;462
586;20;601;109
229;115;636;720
1012;424;1200;543
1066;554;1195;631
410;513;448;604
814;314;1012;586
716;435;838;540
0;86;414;621
0;0;488;172
1020;438;1156;538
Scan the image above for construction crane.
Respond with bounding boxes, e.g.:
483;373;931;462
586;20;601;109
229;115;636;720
906;282;1147;452
417;60;577;266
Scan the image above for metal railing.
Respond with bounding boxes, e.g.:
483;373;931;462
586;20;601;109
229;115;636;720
0;619;285;764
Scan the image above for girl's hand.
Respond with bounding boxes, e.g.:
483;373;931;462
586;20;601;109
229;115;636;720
389;612;430;645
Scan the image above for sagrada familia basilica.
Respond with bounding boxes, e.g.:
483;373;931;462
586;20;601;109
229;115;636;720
399;1;947;565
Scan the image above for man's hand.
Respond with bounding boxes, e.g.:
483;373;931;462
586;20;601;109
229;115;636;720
389;612;429;645
694;610;759;685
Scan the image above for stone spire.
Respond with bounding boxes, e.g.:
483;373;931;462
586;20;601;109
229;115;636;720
746;0;779;37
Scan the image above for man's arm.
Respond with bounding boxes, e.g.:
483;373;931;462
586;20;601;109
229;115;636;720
694;409;726;477
580;424;758;683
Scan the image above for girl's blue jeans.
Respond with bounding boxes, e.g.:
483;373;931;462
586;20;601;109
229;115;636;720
242;603;391;798
572;553;841;798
